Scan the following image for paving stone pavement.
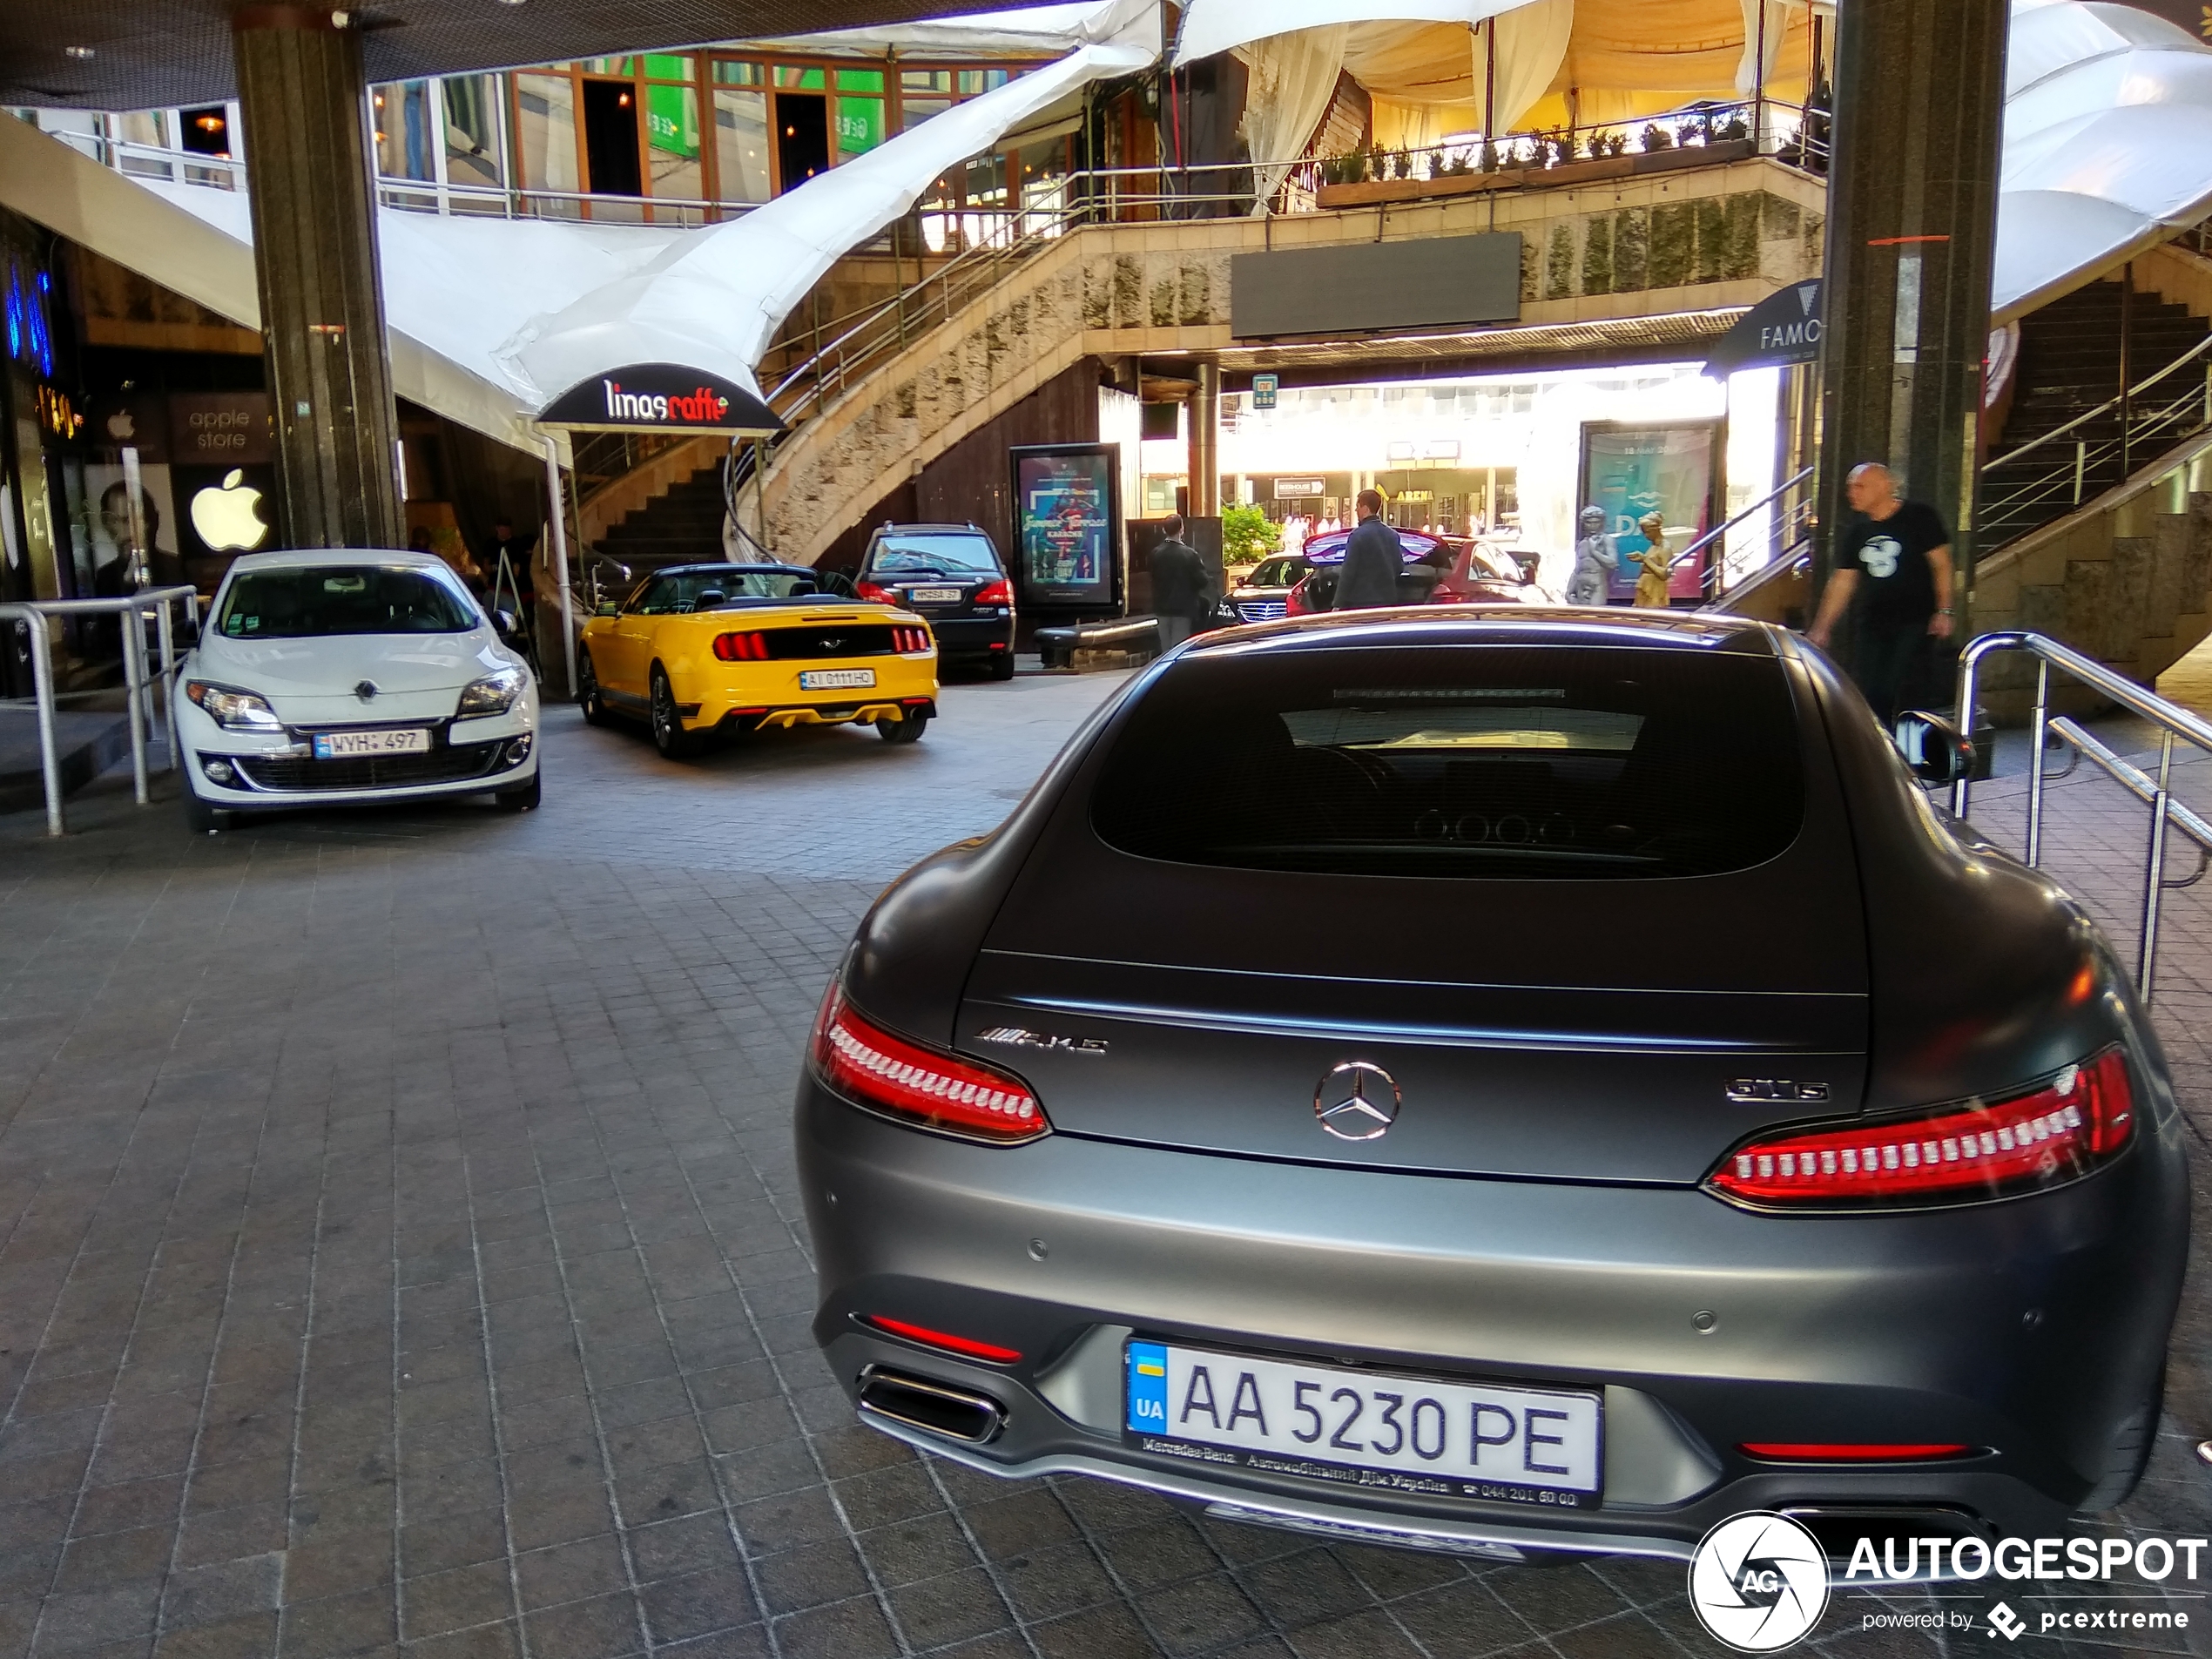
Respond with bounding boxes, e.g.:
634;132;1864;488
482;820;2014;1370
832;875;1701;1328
1;666;2210;1659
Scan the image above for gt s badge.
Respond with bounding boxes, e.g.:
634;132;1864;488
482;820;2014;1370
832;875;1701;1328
977;1026;1109;1055
1726;1078;1831;1103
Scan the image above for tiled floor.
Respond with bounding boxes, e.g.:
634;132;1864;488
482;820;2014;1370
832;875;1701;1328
2;666;2209;1659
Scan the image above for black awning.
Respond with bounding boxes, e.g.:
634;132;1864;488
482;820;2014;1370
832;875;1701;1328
539;364;784;435
1703;280;1824;377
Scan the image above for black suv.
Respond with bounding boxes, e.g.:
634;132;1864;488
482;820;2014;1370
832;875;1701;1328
856;523;1016;679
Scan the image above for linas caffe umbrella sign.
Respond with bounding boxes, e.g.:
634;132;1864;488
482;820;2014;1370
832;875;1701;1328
538;363;783;435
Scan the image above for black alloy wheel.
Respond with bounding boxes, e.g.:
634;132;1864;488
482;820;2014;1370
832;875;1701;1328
578;652;610;725
651;666;699;759
989;653;1016;681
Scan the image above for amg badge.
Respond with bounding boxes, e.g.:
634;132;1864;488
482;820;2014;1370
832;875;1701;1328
976;1026;1109;1055
1726;1078;1831;1103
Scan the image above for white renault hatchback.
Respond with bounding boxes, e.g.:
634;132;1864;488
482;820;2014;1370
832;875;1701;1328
177;549;540;832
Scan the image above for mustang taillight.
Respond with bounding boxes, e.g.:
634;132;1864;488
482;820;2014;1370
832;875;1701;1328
810;984;1048;1143
891;625;932;653
1708;1048;2134;1209
974;579;1013;606
714;631;769;661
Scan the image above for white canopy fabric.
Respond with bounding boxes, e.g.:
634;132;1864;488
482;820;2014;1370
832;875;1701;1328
506;0;1160;413
1173;0;1533;71
1993;0;2212;318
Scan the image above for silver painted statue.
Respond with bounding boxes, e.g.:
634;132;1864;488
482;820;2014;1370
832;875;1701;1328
1566;505;1614;606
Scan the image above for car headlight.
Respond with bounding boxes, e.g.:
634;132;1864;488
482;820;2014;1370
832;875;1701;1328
183;679;282;732
455;667;526;718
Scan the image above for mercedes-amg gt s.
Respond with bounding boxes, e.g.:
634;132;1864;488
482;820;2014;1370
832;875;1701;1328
794;609;2186;1567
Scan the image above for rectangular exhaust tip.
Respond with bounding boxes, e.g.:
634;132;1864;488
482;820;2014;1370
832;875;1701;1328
859;1366;1006;1444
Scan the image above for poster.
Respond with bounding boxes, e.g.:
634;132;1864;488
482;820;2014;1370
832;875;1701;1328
1577;421;1722;603
80;462;183;591
1013;443;1120;609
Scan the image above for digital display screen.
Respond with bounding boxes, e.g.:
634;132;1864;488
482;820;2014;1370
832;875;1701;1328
1014;445;1118;608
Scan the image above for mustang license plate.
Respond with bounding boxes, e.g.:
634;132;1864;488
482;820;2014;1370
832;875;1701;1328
313;728;431;759
907;586;962;604
1125;1339;1602;1507
799;668;876;691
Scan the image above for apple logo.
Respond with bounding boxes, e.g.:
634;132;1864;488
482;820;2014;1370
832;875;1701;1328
191;469;271;552
105;410;135;441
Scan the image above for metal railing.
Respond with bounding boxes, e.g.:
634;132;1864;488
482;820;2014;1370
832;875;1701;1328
1979;332;2212;537
1952;631;2212;999
2;587;199;837
1676;465;1815;601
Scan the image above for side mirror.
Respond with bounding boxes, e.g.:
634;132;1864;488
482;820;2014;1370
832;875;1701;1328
1895;710;1974;784
491;608;518;637
594;600;620;617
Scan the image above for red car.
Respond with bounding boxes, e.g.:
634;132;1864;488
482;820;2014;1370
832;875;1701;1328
1285;528;1549;616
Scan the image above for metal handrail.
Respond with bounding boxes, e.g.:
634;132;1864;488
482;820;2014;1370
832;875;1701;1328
1;587;199;836
1985;331;2212;473
1952;630;2212;997
1669;464;1812;580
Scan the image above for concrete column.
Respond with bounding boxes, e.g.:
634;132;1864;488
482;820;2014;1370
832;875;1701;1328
1187;361;1220;518
233;5;404;550
1812;0;2006;630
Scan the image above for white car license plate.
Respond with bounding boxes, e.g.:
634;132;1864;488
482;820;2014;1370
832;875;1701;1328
907;586;962;604
799;668;876;691
313;728;431;759
1125;1339;1602;1507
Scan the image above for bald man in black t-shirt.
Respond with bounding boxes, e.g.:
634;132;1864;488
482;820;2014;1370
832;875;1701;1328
1807;462;1955;725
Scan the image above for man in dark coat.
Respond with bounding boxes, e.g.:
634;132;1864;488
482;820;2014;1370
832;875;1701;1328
1333;489;1401;610
1149;515;1211;648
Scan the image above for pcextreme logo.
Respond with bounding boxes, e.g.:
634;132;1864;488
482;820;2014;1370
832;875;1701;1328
1689;1514;1830;1651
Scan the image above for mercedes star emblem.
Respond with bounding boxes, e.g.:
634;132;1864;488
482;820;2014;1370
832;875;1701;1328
1313;1061;1400;1141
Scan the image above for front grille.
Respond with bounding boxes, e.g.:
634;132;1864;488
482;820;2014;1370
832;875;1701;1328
764;624;895;660
1238;600;1288;622
233;743;506;792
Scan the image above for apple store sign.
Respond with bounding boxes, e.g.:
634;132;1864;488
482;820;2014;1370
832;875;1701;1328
189;469;272;554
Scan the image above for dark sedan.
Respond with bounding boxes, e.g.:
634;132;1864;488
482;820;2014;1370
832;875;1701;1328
1286;527;1546;615
794;609;2186;1567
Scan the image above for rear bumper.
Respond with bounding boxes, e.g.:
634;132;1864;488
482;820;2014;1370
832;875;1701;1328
795;1080;2188;1554
927;616;1015;656
682;658;939;730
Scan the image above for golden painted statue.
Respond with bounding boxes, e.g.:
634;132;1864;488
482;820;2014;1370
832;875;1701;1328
1631;509;1673;609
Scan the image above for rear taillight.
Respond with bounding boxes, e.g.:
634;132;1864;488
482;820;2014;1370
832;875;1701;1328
713;631;769;661
892;625;932;653
974;580;1013;605
1708;1048;2134;1209
1741;1443;1973;1462
810;984;1047;1144
858;582;894;603
863;1316;1021;1363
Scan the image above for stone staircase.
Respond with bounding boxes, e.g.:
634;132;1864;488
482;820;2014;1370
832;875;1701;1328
1981;280;2211;552
594;465;730;575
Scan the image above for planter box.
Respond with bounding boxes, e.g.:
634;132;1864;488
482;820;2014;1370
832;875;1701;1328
1312;138;1759;212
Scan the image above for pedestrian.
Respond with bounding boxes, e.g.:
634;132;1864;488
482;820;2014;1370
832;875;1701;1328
1149;515;1211;649
1332;488;1402;610
1806;462;1956;726
1631;509;1673;609
1566;505;1613;606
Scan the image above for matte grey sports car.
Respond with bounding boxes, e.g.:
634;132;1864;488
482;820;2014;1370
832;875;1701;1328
794;609;2186;1566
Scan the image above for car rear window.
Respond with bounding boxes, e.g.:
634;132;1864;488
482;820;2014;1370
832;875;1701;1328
867;533;1001;577
218;566;475;637
1089;644;1804;880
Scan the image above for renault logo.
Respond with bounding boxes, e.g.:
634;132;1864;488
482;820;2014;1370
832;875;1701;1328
1314;1061;1400;1141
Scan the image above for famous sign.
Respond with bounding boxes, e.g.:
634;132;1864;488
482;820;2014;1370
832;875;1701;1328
1703;279;1823;377
539;364;783;434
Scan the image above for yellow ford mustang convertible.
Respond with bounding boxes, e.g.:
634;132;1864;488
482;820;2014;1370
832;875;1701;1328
577;563;938;758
